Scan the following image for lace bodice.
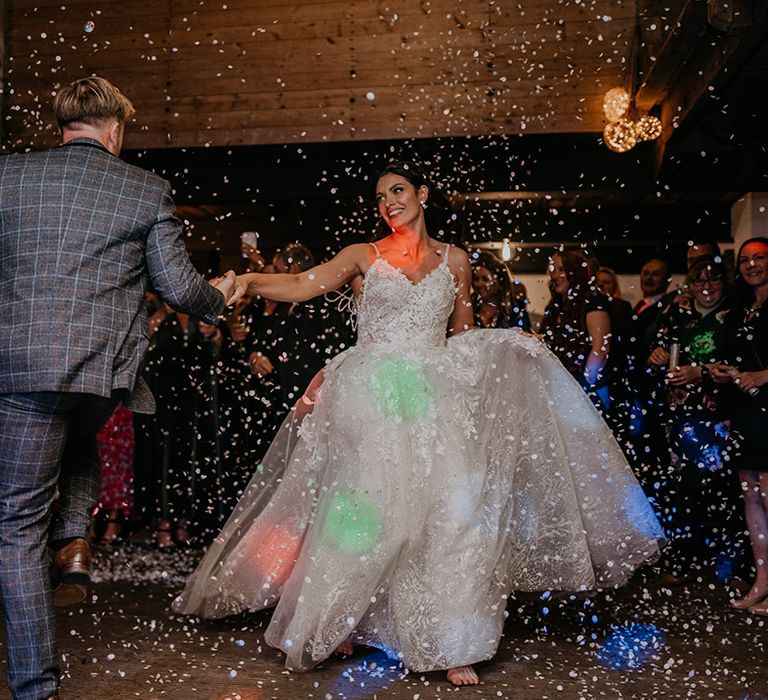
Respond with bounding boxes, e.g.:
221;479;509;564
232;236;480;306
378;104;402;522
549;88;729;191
355;245;457;347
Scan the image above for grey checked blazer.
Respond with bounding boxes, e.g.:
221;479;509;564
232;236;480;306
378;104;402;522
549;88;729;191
0;138;225;412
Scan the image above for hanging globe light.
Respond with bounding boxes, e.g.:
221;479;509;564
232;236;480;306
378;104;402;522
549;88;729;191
603;119;637;153
602;87;631;122
634;114;663;141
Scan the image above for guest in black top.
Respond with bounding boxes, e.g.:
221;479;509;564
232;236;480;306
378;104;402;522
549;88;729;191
471;250;531;331
595;266;634;435
625;257;675;488
540;250;611;411
248;243;354;456
630;257;674;372
647;259;740;580
140;306;220;546
214;291;266;514
595;267;634;334
713;237;768;614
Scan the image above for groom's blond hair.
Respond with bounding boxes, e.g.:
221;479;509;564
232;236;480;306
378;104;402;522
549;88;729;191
54;76;135;128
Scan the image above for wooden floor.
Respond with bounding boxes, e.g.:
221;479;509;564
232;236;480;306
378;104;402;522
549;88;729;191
1;545;767;700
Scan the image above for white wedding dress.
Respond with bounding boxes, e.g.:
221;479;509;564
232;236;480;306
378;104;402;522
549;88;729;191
174;243;663;672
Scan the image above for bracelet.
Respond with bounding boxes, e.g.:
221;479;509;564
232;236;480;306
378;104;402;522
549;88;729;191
300;395;315;406
699;365;710;379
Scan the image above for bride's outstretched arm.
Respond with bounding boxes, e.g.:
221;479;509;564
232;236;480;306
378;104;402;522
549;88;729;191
446;247;475;337
237;244;368;303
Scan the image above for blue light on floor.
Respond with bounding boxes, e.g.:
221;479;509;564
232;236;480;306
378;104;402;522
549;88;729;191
715;552;735;582
329;650;404;699
596;622;665;671
674;421;725;470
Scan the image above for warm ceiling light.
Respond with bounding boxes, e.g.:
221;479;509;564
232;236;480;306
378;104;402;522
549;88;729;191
634;115;663;141
603;119;637;153
602;87;631;122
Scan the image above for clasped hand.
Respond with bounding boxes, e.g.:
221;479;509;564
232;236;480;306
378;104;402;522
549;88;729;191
208;270;247;306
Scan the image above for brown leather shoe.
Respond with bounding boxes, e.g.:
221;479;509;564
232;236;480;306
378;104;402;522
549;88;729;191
52;538;91;607
53;538;92;576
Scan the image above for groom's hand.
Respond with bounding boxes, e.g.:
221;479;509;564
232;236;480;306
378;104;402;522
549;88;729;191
210;270;242;306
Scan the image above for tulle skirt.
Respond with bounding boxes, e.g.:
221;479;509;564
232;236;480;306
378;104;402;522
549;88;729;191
173;329;663;672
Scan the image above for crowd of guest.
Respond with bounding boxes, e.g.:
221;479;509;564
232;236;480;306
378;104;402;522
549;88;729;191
92;241;353;549
535;237;768;613
90;234;768;610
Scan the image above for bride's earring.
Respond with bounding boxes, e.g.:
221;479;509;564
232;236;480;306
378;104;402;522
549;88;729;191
420;200;427;209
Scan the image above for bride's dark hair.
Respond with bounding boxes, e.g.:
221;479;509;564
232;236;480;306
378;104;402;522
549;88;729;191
371;161;464;244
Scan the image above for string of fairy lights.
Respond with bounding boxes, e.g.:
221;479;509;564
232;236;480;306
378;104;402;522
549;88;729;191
602;87;662;153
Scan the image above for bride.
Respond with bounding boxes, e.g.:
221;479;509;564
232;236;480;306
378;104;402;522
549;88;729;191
173;161;663;686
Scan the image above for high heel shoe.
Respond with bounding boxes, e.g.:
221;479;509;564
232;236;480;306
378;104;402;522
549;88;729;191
98;516;122;546
174;519;191;547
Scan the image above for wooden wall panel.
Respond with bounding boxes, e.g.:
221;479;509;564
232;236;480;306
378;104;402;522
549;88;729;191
2;0;636;150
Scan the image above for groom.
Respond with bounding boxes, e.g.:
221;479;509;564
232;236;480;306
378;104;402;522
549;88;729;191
0;77;237;700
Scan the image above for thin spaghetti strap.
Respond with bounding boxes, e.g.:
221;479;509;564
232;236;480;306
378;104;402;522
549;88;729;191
369;242;382;258
442;243;451;265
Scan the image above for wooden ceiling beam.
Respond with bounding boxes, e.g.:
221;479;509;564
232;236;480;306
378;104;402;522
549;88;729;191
635;0;709;111
635;0;768;174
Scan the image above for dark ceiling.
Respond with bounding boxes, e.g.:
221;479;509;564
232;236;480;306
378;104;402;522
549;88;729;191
123;125;755;273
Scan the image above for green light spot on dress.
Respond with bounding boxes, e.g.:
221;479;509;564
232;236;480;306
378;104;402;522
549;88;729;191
371;358;431;419
323;490;383;554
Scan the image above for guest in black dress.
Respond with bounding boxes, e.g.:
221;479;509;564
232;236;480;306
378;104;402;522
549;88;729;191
248;243;354;458
540;250;611;412
595;266;635;442
140;305;220;547
713;237;768;613
471;250;531;331
214;291;268;514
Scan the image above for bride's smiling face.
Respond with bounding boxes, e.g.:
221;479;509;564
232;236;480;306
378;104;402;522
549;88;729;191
375;173;428;231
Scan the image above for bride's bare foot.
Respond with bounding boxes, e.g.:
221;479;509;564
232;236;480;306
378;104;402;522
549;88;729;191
335;639;354;656
447;665;479;686
731;584;768;610
748;600;768;617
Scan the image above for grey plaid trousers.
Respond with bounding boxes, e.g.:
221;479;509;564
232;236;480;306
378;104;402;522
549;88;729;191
0;391;119;699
